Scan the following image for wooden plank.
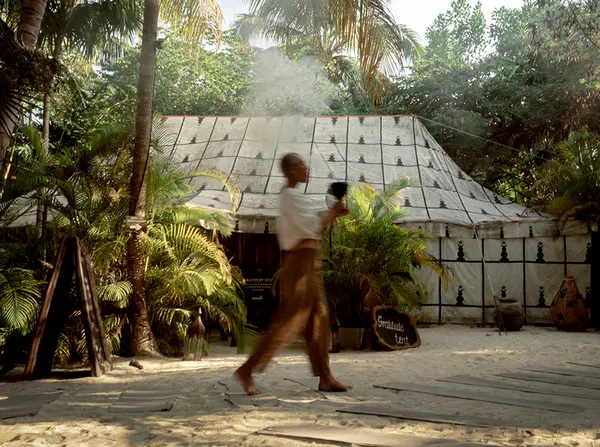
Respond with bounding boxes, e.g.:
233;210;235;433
225;393;279;408
0;392;62;419
108;388;177;413
337;406;518;429
219;379;279;407
25;238;73;378
523;366;600;380
81;244;112;374
120;389;179;400
257;424;499;447
498;371;600;390
568;362;600;370
438;375;600;401
108;401;175;413
284;377;361;403
74;239;111;377
373;382;584;413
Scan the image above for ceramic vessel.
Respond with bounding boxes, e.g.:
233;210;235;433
550;276;589;331
494;298;525;331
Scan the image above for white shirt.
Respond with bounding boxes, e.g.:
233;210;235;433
277;185;322;250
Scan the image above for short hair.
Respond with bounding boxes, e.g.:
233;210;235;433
281;153;303;178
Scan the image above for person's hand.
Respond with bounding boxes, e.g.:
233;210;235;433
331;200;348;218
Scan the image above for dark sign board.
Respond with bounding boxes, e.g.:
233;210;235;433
371;305;421;351
242;266;278;330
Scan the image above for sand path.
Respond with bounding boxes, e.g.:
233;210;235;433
1;326;599;446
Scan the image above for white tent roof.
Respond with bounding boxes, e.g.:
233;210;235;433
164;115;562;236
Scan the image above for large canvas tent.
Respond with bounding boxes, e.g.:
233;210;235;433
162;115;594;326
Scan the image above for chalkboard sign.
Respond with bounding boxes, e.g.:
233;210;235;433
371;305;421;351
242;266;277;330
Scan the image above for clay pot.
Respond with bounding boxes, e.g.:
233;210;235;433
550;276;589;331
494;298;525;331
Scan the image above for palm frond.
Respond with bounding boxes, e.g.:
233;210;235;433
233;12;308;44
157;205;234;236
535;132;600;235
53;332;72;365
0;268;41;333
98;281;131;307
102;313;126;354
159;0;224;44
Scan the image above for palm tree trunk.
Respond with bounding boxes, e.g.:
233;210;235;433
126;0;160;356
0;0;48;189
38;35;63;244
38;92;50;230
42;94;50;152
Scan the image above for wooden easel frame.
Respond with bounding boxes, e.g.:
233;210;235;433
25;237;112;378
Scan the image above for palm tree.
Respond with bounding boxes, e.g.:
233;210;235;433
0;0;50;182
322;180;449;330
534;132;600;235
128;0;223;355
234;0;423;103
36;0;142;148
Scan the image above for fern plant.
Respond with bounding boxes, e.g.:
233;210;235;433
0;246;41;358
322;179;449;327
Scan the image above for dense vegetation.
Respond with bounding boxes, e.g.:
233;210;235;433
0;0;598;368
322;181;449;328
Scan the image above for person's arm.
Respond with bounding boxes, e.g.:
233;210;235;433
284;193;347;238
320;200;347;230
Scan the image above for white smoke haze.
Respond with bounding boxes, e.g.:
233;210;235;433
242;49;339;118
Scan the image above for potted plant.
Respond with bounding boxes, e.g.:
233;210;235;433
322;179;448;350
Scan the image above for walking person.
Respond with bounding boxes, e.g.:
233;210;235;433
235;153;349;395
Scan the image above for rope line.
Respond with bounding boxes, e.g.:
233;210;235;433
416;115;551;163
471;226;507;335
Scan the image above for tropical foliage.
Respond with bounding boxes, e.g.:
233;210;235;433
533;133;600;236
1;0;600;364
382;0;600;199
0;120;250;367
322;181;449;327
0;248;41;341
234;0;423;104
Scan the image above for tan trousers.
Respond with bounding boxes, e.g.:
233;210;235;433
241;248;331;377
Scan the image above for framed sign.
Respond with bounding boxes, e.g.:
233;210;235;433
371;305;421;351
242;265;278;330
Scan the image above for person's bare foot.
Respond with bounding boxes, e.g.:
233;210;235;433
318;375;350;392
234;366;262;395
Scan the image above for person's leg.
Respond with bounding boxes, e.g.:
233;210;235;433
304;261;349;392
236;249;314;394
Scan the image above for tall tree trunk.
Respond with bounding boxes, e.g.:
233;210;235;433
41;16;64;151
38;35;62;246
38;93;50;230
0;0;48;170
126;0;160;356
42;93;50;152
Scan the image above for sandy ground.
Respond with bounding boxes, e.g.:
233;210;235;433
1;325;600;447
